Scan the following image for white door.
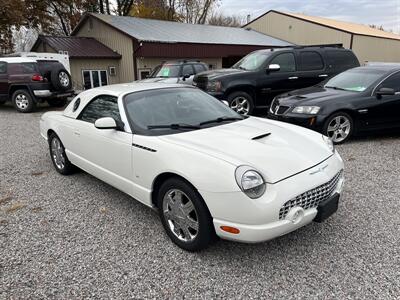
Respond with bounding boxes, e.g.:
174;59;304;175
72;95;133;195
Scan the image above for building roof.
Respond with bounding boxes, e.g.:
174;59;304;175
247;10;400;41
76;13;291;47
32;35;122;59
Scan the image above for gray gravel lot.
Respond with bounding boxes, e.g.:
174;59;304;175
0;103;399;299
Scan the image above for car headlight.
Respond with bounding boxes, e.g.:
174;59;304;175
206;80;222;92
292;106;320;114
322;135;335;153
235;166;266;199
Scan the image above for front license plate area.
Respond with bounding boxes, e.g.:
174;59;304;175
314;193;340;223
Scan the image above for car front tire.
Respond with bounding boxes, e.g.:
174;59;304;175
227;91;254;115
12;90;36;113
323;112;353;144
157;178;216;251
48;133;76;175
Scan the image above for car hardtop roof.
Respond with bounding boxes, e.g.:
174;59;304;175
161;60;205;65
356;64;400;73
80;82;195;97
0;57;37;63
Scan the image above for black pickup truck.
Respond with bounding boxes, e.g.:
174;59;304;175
193;45;360;115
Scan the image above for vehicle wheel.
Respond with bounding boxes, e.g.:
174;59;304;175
12;90;36;113
48;133;76;175
47;98;67;108
227;91;254;115
157;178;216;251
323;112;353;144
51;67;72;91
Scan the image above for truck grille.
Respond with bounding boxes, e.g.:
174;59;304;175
279;171;343;220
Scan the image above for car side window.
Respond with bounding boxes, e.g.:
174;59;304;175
270;53;296;72
379;72;400;93
193;64;206;74
0;62;6;74
182;65;194;76
299;51;324;71
79;95;122;124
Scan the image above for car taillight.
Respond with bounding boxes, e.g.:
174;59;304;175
32;74;43;82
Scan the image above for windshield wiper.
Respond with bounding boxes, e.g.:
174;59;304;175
147;123;201;130
199;116;244;126
325;86;347;91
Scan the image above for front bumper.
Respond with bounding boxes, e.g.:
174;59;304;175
199;153;344;243
267;112;326;132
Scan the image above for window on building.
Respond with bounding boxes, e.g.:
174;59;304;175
270;53;296;72
298;51;324;71
79;95;121;124
82;70;108;90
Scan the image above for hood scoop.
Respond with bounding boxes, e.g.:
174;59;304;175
295;95;307;99
252;133;271;140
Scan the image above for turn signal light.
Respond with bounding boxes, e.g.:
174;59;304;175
220;226;240;234
31;74;43;82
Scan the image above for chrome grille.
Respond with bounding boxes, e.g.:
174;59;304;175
279;171;343;220
270;98;290;115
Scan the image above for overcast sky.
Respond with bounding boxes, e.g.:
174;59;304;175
220;0;400;33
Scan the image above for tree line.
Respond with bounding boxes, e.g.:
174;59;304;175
0;0;244;53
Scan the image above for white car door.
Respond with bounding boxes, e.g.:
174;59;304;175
72;95;133;195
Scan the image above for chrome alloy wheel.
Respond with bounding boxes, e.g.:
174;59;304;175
162;189;199;242
327;115;351;143
230;96;250;115
15;93;29;110
59;71;70;87
51;137;66;170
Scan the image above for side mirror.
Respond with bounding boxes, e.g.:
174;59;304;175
182;73;191;81
266;64;280;72
94;117;118;130
376;87;395;97
221;100;229;106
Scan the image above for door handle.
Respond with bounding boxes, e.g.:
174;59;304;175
318;74;328;78
74;131;80;136
288;77;298;80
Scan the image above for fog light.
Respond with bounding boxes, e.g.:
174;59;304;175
286;207;305;224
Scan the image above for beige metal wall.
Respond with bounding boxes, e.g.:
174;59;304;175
245;11;352;48
74;16;134;83
70;59;121;90
352;35;400;63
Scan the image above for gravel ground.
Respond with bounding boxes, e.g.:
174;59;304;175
0;103;399;299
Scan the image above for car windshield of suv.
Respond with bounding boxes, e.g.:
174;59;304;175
232;52;271;71
124;88;243;135
324;68;387;92
152;64;180;78
149;65;161;78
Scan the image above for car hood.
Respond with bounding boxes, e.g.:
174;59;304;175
278;86;355;106
138;77;179;83
196;68;245;80
159;117;333;183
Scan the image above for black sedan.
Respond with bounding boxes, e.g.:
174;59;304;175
267;64;400;143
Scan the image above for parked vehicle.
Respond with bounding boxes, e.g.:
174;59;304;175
139;60;208;85
0;57;73;113
193;45;359;115
40;83;344;251
267;64;400;143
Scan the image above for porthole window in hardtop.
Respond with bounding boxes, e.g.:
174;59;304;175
73;98;81;112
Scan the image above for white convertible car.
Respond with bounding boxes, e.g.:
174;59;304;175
40;83;344;251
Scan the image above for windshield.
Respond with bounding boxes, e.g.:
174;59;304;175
152;64;180;78
232;51;270;71
149;65;161;78
124;88;243;135
324;68;386;92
